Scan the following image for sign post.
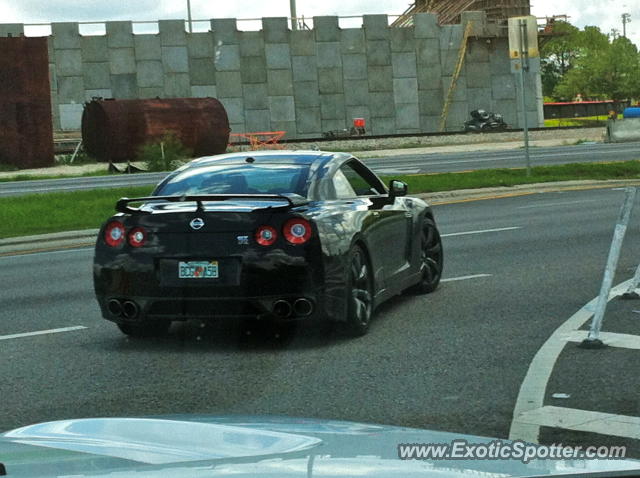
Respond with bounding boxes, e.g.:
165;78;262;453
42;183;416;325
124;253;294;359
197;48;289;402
582;187;637;348
508;16;539;177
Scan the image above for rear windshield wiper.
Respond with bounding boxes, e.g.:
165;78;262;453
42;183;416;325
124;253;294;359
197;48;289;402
115;193;309;215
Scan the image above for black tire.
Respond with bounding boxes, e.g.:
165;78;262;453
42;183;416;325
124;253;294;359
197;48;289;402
340;244;374;337
117;320;171;338
408;218;444;294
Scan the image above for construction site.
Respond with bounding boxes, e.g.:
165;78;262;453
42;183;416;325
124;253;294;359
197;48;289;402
0;0;544;168
394;0;531;26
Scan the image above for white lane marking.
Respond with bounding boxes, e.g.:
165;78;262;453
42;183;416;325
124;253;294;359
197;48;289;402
515;406;640;440
0;326;88;341
508;279;633;443
442;226;521;237
563;330;640;350
516;199;598;209
0;247;93;259
441;274;492;283
374;167;421;174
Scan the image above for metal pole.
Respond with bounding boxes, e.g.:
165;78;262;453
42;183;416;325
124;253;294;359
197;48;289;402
582;187;637;348
187;0;193;33
518;19;531;177
290;0;298;30
69;140;83;164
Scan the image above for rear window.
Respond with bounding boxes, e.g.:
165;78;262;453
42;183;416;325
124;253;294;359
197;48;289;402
155;164;311;196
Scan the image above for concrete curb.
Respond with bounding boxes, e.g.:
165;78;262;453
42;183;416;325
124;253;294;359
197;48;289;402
0;229;98;256
420;179;640;205
2;179;640;256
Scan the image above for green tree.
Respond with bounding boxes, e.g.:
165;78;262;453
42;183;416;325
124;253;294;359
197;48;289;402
540;21;581;97
554;31;640;101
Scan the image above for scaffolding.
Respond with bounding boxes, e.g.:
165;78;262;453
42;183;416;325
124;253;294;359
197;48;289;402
392;0;530;27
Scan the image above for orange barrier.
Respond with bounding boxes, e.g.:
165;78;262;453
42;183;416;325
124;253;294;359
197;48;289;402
229;131;286;150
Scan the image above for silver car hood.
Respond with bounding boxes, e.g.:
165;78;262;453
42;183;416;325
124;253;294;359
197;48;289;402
0;415;638;477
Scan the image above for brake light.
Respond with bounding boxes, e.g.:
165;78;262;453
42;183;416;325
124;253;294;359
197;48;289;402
255;226;277;246
283;218;312;245
128;227;147;247
104;221;125;247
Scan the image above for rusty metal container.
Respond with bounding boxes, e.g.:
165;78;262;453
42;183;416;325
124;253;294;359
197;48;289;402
82;98;230;163
0;37;54;169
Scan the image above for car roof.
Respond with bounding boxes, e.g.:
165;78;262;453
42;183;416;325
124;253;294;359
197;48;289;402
186;150;353;169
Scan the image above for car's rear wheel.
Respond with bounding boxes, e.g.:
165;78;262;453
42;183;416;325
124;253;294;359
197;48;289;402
117;320;171;338
409;217;443;294
341;245;373;337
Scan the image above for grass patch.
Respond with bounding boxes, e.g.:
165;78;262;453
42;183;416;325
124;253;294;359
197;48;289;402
544;115;610;127
3;161;640;239
380;161;640;193
0;163;18;172
0;186;154;239
0;169;114;183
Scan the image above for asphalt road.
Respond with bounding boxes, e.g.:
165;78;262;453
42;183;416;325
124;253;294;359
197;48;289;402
2;187;639;456
2;141;640;197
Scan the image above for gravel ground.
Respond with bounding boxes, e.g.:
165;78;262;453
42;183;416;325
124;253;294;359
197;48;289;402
1;127;605;179
274;127;605;153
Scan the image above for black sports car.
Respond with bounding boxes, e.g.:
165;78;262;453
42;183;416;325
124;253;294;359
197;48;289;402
93;151;443;337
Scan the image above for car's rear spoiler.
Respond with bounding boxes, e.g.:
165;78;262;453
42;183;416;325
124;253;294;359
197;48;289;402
115;193;310;215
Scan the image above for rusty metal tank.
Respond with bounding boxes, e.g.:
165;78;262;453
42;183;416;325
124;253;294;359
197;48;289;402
82;98;230;163
0;37;54;169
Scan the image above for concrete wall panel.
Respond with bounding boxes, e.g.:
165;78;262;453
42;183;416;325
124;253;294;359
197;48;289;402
81;36;108;62
134;35;161;60
106;21;133;48
83;62;111;89
11;16;541;137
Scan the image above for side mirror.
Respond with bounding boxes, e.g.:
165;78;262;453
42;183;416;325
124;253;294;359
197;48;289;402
389;180;408;198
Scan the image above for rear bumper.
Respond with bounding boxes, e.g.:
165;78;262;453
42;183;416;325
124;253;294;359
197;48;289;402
97;294;322;323
93;249;332;322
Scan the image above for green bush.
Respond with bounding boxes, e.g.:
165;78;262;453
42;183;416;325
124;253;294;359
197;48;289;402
136;133;193;172
55;149;96;165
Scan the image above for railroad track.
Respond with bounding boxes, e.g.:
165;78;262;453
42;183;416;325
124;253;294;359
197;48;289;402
52;125;602;154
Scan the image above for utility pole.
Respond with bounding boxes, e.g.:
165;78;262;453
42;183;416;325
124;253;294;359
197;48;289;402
290;0;298;30
187;0;193;33
622;13;631;38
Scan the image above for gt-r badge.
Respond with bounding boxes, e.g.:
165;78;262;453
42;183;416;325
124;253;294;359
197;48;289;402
190;218;205;230
237;235;249;245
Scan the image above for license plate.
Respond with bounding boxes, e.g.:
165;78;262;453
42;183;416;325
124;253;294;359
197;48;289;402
178;261;219;279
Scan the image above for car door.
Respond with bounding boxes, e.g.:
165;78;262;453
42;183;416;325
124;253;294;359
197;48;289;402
337;160;412;284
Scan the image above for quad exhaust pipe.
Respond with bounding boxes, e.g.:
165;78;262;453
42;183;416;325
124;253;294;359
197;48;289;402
272;298;314;318
122;301;140;319
107;299;123;317
272;300;292;318
107;299;140;319
293;298;313;317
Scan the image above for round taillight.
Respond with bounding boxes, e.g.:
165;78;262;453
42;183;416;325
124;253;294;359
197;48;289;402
255;226;277;246
104;221;125;247
128;227;147;247
283;218;312;245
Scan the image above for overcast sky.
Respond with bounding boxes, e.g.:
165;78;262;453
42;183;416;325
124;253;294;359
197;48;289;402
1;0;638;46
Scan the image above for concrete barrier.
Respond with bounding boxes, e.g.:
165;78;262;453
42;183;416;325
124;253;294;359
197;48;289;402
607;118;640;143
